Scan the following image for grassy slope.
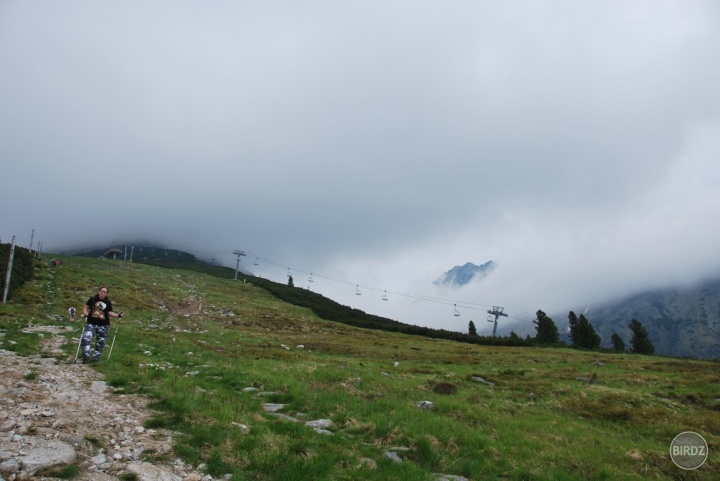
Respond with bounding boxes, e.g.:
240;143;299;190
1;256;718;481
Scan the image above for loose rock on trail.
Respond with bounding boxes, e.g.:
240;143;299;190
0;324;209;481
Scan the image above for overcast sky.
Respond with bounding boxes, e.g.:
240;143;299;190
2;1;719;336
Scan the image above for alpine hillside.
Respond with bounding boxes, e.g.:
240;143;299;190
62;244;719;359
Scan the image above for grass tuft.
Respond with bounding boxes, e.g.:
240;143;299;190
38;463;81;479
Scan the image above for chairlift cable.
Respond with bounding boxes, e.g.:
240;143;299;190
212;248;535;327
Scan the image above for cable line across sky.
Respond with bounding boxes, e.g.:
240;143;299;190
194;248;538;336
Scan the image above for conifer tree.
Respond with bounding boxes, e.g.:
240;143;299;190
568;311;579;345
611;332;625;352
468;320;477;336
576;314;601;349
287;275;294;287
568;311;600;349
629;319;655;355
534;310;560;344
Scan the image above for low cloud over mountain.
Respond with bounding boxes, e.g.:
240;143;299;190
434;261;497;288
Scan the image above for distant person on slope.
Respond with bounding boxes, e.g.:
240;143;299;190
80;286;124;364
68;306;76;322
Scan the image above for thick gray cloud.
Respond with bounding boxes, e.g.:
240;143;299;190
2;1;719;335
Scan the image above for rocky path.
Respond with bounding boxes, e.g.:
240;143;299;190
0;324;210;481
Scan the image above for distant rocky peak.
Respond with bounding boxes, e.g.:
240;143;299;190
434;261;497;287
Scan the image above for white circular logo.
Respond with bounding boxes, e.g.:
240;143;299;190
670;431;708;470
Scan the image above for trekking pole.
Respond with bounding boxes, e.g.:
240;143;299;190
107;317;122;360
73;318;86;364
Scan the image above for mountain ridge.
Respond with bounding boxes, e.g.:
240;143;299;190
434;260;497;287
571;278;720;359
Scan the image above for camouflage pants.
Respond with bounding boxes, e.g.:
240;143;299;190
81;324;110;361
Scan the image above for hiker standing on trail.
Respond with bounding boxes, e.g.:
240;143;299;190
68;306;76;322
80;286;124;364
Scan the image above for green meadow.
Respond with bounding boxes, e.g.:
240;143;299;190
1;255;718;480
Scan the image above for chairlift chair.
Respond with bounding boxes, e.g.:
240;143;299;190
254;258;259;266
487;315;494;323
308;273;314;282
382;290;388;301
356;285;362;295
454;304;460;317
